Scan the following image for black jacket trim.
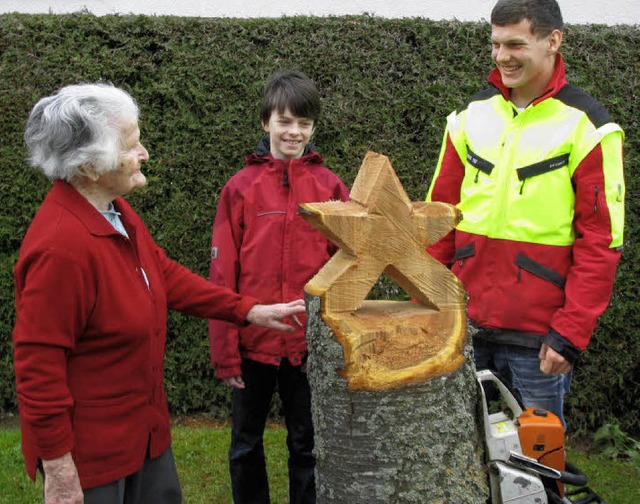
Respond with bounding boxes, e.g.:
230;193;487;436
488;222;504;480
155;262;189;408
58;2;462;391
255;135;315;157
467;148;495;175
554;85;613;129
516;153;570;181
543;329;581;364
515;253;566;289
474;327;543;350
457;87;501;114
453;243;475;261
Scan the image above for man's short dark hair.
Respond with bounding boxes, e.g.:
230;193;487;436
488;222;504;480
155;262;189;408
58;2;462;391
261;70;321;124
491;0;563;37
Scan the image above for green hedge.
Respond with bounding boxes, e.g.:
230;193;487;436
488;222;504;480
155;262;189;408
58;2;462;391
1;14;638;435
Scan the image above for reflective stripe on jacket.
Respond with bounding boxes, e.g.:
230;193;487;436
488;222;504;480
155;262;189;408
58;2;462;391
427;55;624;355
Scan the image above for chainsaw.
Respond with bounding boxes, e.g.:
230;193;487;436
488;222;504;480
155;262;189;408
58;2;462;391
477;369;605;504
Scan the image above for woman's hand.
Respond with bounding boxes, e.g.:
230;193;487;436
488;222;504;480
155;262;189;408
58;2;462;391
42;452;83;504
246;299;306;332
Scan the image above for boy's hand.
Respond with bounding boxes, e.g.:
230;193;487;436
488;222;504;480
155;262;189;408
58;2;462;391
246;300;306;332
224;376;246;389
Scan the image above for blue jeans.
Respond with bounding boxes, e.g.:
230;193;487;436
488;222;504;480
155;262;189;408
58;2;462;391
229;358;316;504
474;338;572;429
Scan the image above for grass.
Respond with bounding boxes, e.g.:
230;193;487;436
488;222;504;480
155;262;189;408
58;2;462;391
1;423;638;503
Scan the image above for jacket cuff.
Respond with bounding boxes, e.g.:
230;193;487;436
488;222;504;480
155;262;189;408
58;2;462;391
543;329;581;364
215;365;242;380
236;296;260;326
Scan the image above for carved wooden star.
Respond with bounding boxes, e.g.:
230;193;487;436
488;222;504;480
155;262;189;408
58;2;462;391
301;151;467;390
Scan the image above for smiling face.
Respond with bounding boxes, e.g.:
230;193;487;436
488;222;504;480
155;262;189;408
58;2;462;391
491;19;562;107
97;119;149;199
262;107;315;160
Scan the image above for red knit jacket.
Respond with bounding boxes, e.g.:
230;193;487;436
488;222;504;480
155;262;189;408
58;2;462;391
13;180;257;489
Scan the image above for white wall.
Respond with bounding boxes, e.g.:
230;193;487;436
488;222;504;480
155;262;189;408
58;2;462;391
1;0;639;25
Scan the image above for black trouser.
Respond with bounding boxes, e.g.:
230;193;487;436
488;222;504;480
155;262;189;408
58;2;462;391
229;358;316;504
82;447;182;504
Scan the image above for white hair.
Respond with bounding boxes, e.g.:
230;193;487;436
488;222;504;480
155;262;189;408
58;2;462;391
24;83;140;181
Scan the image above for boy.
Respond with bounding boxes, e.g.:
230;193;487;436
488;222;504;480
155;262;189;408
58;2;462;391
209;70;349;503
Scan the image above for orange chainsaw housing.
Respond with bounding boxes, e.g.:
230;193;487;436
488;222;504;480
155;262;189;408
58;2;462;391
518;407;566;496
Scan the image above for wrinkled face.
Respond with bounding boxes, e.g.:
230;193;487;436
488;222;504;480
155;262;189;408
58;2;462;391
491;19;561;105
262;107;315;160
98;119;149;198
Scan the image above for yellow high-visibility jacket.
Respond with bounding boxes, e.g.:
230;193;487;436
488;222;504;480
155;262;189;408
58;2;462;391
426;54;624;361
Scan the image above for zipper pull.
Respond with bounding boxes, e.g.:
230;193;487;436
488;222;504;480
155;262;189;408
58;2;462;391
594;186;599;213
283;169;289;187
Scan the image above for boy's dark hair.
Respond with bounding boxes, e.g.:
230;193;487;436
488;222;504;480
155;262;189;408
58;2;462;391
491;0;563;37
260;70;321;124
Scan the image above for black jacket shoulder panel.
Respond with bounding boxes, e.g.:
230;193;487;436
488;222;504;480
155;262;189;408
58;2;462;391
554;85;613;128
456;87;502;114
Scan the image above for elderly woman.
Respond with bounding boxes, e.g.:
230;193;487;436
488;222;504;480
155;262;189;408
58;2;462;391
12;83;306;504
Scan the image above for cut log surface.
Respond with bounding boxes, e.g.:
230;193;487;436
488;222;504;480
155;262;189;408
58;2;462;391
323;300;466;390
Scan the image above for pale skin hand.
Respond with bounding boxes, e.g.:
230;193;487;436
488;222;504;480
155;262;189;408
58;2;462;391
245;299;305;332
539;343;573;375
42;452;83;504
225;300;306;390
224;376;246;389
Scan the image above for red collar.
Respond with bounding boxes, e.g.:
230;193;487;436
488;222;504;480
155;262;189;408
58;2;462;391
245;149;324;166
49;179;131;237
487;53;567;106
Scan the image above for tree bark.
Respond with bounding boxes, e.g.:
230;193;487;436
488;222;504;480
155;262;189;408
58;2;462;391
306;293;488;503
300;152;489;502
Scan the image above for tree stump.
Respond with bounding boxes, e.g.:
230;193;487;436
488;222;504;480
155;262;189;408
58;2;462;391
301;152;488;503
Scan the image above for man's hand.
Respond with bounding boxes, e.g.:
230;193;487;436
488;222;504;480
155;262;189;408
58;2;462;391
224;376;246;389
539;343;573;375
42;452;83;504
246;299;306;332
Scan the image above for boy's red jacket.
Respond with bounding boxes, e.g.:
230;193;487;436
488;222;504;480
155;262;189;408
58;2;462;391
209;145;349;378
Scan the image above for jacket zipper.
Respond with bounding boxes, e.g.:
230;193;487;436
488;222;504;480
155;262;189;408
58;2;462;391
281;162;293;359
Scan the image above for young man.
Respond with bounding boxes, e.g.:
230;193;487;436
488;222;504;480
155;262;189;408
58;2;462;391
208;70;349;503
426;0;625;428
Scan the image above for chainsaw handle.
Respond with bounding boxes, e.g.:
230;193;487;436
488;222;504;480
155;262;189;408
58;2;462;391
558;461;588;487
477;369;524;419
508;453;589;487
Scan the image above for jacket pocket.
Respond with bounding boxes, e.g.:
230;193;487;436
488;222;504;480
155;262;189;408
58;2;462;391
466;147;495;183
72;392;148;465
515;152;570;194
514;253;566;289
453;243;475;268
